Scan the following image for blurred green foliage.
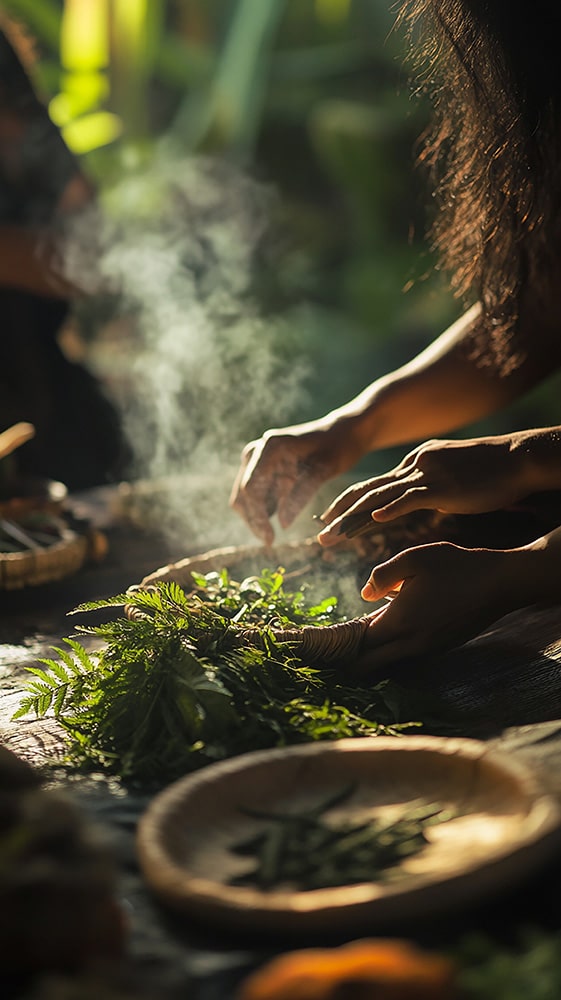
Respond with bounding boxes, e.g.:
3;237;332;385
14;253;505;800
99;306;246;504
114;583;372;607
3;0;557;450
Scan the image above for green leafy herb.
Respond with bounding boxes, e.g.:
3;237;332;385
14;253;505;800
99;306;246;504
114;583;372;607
13;569;420;785
229;786;450;891
188;567;341;627
457;929;561;999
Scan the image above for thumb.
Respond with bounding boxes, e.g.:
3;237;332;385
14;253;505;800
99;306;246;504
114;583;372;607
361;551;412;601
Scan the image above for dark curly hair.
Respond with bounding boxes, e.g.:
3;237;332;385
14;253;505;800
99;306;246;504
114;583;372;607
399;0;561;372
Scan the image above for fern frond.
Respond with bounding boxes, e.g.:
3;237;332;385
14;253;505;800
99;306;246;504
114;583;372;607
69;594;130;613
37;657;72;685
12;695;41;720
38;647;85;679
26;666;62;688
52;684;69;715
61;637;101;672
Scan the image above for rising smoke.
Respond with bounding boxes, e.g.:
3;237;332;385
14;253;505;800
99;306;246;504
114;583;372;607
63;149;311;551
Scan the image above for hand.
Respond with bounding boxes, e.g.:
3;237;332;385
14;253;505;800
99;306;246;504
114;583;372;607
229;421;356;545
318;435;530;547
352;541;534;673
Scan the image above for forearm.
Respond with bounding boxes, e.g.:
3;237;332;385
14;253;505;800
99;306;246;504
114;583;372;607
509;427;561;494
322;304;554;457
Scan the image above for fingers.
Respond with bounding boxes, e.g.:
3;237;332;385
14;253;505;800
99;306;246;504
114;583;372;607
317;467;431;547
320;481;377;526
318;481;384;548
349;541;498;674
371;484;431;522
319;467;415;522
0;421;35;459
318;512;375;548
339;600;422;675
230;436;322;544
362;598;412;644
318;437;496;544
229;440;258;506
229;441;276;545
277;471;322;530
352;581;429;675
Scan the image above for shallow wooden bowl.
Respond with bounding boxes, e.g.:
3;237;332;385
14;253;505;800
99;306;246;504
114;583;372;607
137;735;561;937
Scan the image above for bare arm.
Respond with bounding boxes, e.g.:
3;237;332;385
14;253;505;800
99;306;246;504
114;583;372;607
231;301;561;542
338;303;560;457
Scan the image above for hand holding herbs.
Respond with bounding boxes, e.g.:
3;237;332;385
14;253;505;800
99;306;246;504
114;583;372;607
14;568;420;785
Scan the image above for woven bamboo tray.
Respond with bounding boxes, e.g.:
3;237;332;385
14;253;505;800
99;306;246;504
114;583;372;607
0;477;106;589
0;528;91;590
130;513;472;664
129;538;375;665
132;491;561;666
139;537;350;588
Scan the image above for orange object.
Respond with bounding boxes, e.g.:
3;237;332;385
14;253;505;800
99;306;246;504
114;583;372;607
236;938;459;1000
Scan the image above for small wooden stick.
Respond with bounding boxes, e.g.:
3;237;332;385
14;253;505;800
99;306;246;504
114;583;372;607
0;422;35;460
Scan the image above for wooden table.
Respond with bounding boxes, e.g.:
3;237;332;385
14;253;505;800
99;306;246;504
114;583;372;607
2;490;561;998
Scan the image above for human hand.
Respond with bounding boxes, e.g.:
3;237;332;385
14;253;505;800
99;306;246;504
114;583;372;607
229;421;356;545
318;435;530;547
352;540;532;673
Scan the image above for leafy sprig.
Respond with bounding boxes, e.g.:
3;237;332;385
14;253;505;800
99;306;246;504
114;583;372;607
14;569;420;786
457;929;561;999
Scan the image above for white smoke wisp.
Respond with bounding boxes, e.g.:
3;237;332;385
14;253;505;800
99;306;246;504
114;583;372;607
63;151;311;551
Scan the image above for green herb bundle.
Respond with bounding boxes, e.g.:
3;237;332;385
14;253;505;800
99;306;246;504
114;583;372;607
14;568;419;785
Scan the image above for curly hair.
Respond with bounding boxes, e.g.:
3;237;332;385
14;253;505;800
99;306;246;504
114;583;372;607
399;0;561;372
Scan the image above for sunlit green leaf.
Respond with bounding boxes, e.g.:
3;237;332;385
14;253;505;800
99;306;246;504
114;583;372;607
62;110;123;154
60;0;109;71
49;71;109;125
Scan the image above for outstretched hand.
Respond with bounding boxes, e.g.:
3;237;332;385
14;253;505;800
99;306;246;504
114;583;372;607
353;540;532;673
229;421;357;545
318;435;533;547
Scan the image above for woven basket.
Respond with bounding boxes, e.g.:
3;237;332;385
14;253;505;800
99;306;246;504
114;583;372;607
128;537;374;666
128;508;493;664
0;528;90;590
131;507;496;665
